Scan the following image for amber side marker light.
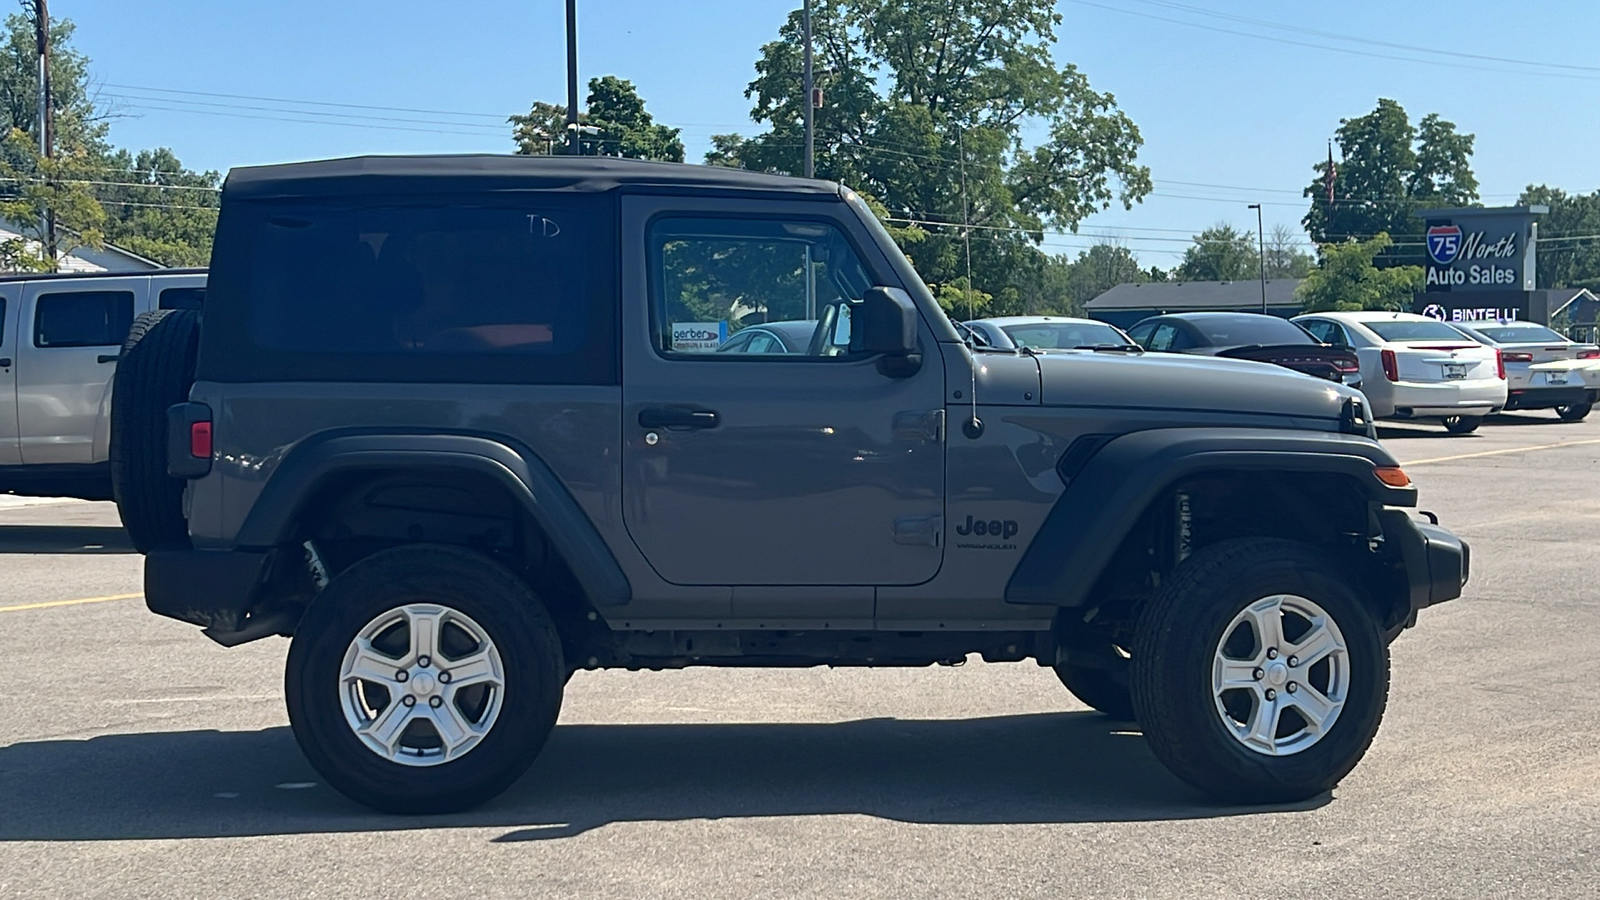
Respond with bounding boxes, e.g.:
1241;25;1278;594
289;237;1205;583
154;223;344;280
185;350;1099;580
1374;466;1411;488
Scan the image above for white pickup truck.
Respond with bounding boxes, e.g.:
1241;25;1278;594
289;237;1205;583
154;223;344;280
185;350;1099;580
0;269;207;499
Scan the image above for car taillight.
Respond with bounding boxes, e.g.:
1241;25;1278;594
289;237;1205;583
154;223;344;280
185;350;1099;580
1496;349;1506;380
1580;348;1600;359
1334;355;1359;373
1501;352;1533;363
1381;349;1399;382
190;421;212;459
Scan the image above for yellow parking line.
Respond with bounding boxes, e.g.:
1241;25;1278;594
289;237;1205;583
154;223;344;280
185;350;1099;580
0;592;142;614
1405;437;1600;466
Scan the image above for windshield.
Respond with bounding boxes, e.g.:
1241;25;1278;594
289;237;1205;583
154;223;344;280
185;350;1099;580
1366;320;1478;342
1187;315;1313;346
1475;324;1566;343
1001;321;1128;349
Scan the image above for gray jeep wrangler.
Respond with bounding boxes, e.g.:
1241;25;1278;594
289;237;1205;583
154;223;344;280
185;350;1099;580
112;155;1467;814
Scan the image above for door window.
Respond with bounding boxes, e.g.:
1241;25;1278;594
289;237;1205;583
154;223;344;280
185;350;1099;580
1126;322;1156;347
34;291;135;348
1147;324;1179;351
650;217;874;358
158;286;205;310
1302;319;1348;346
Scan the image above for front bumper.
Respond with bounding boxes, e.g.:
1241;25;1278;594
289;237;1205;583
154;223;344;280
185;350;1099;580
1378;508;1468;624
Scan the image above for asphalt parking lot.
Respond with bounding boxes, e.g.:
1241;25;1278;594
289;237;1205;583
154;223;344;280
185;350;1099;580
2;412;1597;900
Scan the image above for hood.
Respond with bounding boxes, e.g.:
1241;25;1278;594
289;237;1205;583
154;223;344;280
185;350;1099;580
1034;350;1361;420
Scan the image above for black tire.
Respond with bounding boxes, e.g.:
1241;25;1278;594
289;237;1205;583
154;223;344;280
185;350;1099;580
1131;538;1389;804
110;309;199;553
285;544;565;814
1556;402;1592;422
1054;653;1136;721
1441;415;1482;434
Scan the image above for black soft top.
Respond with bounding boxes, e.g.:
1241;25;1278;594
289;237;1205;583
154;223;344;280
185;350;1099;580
223;154;841;200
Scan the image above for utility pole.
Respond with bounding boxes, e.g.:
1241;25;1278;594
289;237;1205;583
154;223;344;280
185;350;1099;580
33;0;55;270
802;0;814;178
1248;203;1266;314
565;0;579;154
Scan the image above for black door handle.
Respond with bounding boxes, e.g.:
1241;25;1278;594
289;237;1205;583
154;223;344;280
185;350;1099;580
97;354;120;364
638;407;719;430
0;358;10;367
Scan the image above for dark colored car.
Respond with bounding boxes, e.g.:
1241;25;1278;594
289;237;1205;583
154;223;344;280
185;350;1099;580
109;155;1464;816
1127;312;1361;385
715;320;819;355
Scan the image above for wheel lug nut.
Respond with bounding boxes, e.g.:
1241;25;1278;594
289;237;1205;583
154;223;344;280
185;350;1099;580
439;671;452;684
395;670;408;682
1252;668;1264;681
1266;648;1279;660
1265;688;1277;701
429;696;443;708
1288;656;1298;668
418;656;431;668
1287;682;1298;694
401;695;416;707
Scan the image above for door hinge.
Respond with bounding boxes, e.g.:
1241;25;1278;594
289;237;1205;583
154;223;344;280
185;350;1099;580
893;409;945;443
894;514;943;547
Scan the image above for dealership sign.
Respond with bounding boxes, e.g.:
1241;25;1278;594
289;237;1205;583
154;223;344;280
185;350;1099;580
1417;205;1542;294
1417;300;1522;323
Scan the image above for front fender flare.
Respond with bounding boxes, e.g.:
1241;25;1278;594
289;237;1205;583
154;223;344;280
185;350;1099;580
1005;427;1414;608
234;430;631;606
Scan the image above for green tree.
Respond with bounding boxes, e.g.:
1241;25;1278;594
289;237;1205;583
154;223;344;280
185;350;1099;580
1176;223;1258;282
0;127;105;270
1520;185;1600;290
96;147;221;267
718;0;1150;311
1303;99;1478;268
1297;233;1423;312
511;76;684;162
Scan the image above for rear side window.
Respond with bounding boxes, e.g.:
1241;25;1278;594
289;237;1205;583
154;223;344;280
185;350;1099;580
159;287;205;310
34;291;134;348
206;196;616;384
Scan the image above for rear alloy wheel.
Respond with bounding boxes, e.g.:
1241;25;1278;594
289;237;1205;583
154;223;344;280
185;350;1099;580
1556;402;1592;422
1131;538;1388;804
1442;415;1482;434
286;544;564;814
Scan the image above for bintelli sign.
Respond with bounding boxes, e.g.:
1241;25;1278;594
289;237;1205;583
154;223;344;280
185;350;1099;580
1425;224;1520;288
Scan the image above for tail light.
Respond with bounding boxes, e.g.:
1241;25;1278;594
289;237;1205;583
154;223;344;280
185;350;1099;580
1496;349;1506;380
1501;352;1534;363
1334;355;1360;374
190;421;213;459
166;402;213;479
1380;349;1399;382
1580;348;1600;360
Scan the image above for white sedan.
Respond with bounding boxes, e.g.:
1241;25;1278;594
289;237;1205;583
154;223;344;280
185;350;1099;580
1294;311;1507;434
1449;321;1599;421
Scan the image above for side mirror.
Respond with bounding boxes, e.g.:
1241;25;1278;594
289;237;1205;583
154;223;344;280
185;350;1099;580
857;286;922;378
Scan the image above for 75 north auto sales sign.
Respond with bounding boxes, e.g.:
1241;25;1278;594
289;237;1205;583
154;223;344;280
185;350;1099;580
1422;210;1537;293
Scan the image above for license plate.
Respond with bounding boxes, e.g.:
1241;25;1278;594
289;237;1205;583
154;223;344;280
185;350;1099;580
1443;363;1467;379
1547;371;1569;385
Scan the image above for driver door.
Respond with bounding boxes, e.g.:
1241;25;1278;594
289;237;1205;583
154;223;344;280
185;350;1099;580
619;196;947;588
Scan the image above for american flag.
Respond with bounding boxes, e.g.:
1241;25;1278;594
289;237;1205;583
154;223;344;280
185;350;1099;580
1325;141;1337;206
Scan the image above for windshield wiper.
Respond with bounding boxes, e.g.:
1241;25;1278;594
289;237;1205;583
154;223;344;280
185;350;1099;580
1074;343;1144;353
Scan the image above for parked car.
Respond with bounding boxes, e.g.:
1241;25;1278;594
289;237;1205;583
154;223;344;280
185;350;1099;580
715;320;819;355
1447;321;1599;421
112;154;1464;815
0;268;207;500
1124;312;1361;386
1294;311;1507;434
961;315;1136;352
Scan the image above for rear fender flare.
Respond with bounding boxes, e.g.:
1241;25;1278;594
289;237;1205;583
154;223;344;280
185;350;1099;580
234;430;630;606
1005;427;1414;608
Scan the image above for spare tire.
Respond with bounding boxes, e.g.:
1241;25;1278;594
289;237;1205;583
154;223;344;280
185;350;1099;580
111;309;199;553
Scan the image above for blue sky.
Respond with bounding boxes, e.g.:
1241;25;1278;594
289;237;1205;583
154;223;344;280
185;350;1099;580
69;0;1600;265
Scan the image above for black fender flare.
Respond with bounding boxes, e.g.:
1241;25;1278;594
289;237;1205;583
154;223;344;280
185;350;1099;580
1005;427;1415;608
234;430;631;606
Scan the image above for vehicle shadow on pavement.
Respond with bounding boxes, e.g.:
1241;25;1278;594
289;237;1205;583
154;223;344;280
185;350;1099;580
1375;426;1466;441
0;524;134;553
0;713;1325;842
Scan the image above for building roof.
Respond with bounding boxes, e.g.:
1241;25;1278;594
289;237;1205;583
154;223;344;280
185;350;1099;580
0;218;165;273
223;154;841;200
1085;279;1304;311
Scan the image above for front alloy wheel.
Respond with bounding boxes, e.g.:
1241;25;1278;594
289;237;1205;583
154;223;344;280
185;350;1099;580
1132;538;1388;804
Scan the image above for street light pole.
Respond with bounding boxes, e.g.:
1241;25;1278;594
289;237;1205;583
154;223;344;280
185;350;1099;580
565;0;579;154
1248;203;1266;314
802;0;814;178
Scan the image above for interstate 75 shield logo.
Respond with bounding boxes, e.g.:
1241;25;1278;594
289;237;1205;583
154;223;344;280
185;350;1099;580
1427;225;1463;265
